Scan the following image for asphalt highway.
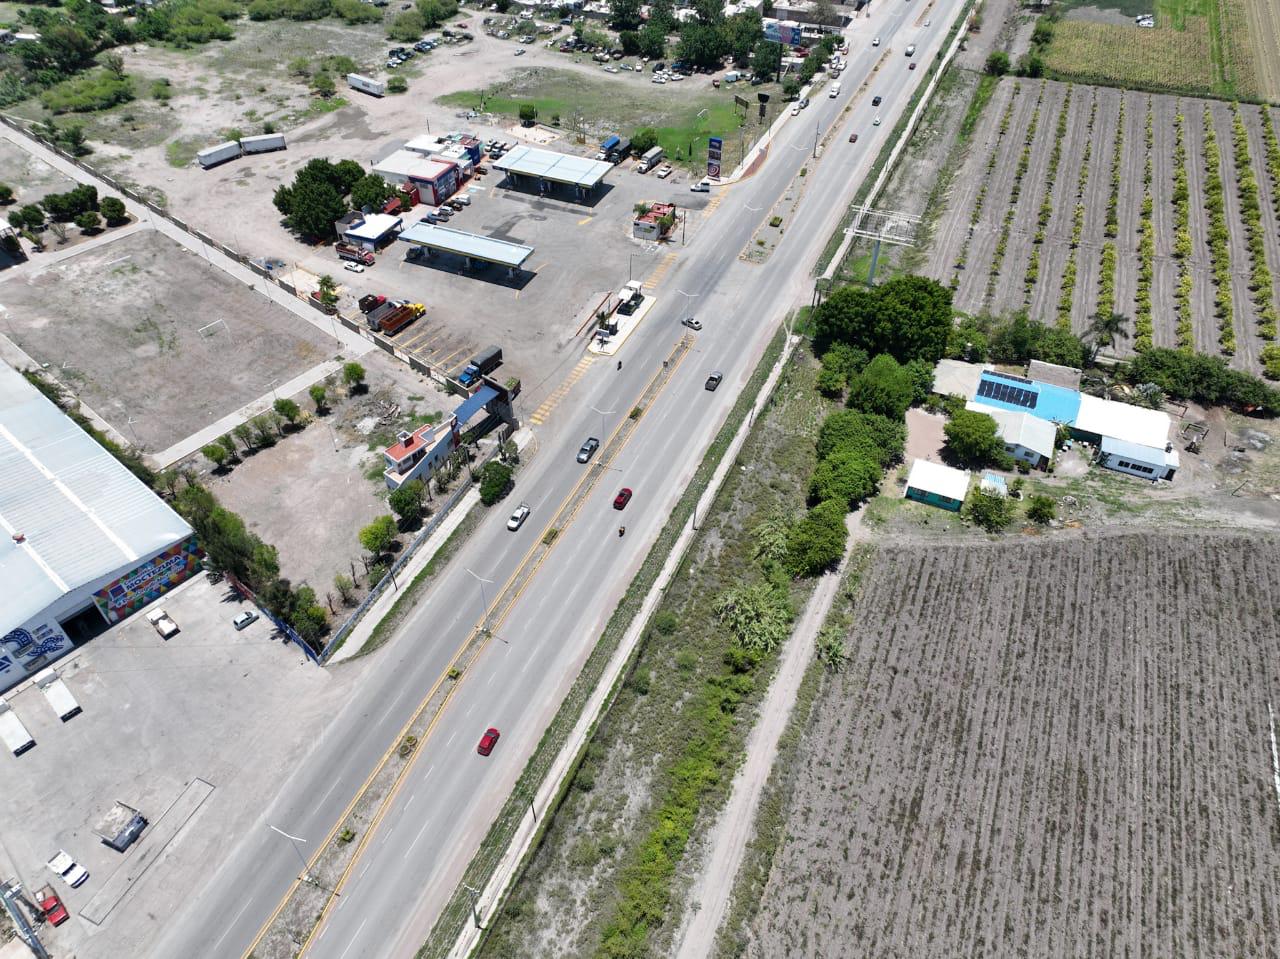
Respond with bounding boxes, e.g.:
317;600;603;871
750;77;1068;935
151;4;965;957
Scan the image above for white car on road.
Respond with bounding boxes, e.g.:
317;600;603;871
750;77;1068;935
507;502;532;531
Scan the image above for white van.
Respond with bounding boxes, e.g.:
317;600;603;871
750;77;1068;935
829;82;841;98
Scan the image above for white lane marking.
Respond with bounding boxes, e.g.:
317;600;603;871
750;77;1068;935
486;670;497;687
376;697;402;728
446;731;456;747
465;701;475;717
404;818;434;860
212;898;254;951
337;919;369;959
317;775;342;809
520;657;532;676
406;791;417;811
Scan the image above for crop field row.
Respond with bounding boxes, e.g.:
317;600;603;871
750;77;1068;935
926;78;1280;375
745;532;1280;959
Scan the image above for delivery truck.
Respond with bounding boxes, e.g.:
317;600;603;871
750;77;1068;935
638;146;664;173
197;141;242;169
240;132;287;155
347;73;386;97
35;672;82;722
0;698;34;756
458;345;502;386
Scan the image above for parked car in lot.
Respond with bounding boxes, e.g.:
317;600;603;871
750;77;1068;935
507;502;531;531
421;212;442;224
47;851;88;888
146;608;179;639
690;179;711;192
705;371;723;391
477;727;500;755
577;437;600;463
655;164;673;179
36;885;69;925
232;610;259;631
613;487;633;510
343;262;365;273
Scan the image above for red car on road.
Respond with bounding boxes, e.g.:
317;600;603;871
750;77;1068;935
477;727;500;756
613;488;633;510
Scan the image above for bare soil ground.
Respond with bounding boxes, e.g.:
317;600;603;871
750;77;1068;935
745;531;1280;959
0;229;332;451
200;350;454;596
0;135;75;207
923;78;1280;376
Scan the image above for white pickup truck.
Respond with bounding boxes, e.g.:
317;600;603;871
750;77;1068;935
0;698;35;756
146;608;179;639
47;850;89;888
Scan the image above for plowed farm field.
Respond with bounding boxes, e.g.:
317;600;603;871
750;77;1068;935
925;78;1280;376
745;532;1280;959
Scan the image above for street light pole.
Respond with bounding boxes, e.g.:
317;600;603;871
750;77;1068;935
463;883;483;929
268;824;311;883
676;290;699;320
465;568;495;633
590;406;614;440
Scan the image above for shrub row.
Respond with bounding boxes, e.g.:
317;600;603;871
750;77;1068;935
1105;94;1124;238
1230;103;1278;340
1201;105;1235;353
987;82;1046;300
1098;241;1117;316
1172;108;1194;346
1130;99;1155;350
955;83;1021;278
1025;86;1073;300
1262;108;1280;219
1054;90;1097;332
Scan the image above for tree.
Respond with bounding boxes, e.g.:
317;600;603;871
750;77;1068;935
518;103;537;126
1026;495;1056;524
814;274;954;364
809;449;881;507
786;498;847;576
609;0;643;31
1087;310;1128;356
479;461;513;505
782;77;801;100
985;50;1010;75
273;397;302;426
100;196;126;224
75;210;101;232
944;409;1011;469
334;572;356;604
316;273;339;306
60;125;88;156
343;361;366;391
309;383;328;412
631;127;660;155
648;0;675;30
10;204;45;231
0;184;13;204
387;75;408;94
847;354;915;419
102;51;126;78
416;0;458;27
723;10;762;67
216;433;239;460
965;490;1014;532
389;478;427;526
251;412;278;446
311;71;336;97
284;178;346;239
288;55;311;76
636;22;667;59
816;409;904;465
202;443;229;468
677;22;728;69
1017;52;1045;78
233;422;254;451
752;38;782;79
388;10;426;41
359;514;398;557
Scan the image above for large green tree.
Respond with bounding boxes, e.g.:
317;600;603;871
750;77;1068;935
847;354;915;420
816;409;904;465
809;449;881;507
284;178;345;239
944;409;1011;469
609;0;643;31
814;275;953;364
350;173;395;211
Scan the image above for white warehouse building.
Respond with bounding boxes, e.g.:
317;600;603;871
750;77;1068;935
0;363;200;692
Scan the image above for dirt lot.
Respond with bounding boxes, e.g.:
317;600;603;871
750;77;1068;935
745;531;1280;959
0;229;334;452
0;135;76;207
923;77;1280;377
201;350;455;599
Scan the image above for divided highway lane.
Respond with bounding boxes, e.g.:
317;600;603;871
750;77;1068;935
148;7;962;959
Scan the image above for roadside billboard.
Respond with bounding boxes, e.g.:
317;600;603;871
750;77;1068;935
707;136;723;179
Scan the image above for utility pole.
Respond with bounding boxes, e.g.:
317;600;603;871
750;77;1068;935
463;883;483;929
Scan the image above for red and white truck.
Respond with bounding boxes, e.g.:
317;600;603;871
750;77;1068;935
336;242;375;266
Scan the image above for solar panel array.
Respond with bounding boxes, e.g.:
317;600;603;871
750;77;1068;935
977;376;1039;409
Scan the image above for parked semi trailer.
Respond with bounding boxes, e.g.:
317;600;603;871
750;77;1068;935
347;73;386;97
240;132;287;154
197;141;242;169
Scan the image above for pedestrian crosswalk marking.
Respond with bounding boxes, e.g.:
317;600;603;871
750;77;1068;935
529;355;595;425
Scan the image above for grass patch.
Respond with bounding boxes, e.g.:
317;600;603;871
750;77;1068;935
421;325;793;959
437;70;767;170
165;137;204;169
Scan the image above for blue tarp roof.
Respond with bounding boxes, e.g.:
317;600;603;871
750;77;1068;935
455;384;498;424
971;370;1081;424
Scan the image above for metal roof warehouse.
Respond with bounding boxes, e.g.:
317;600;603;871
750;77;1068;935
492;145;614;197
0;363;199;691
398;222;534;272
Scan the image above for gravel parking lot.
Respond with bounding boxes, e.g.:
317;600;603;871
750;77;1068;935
0;229;335;453
0;574;350;959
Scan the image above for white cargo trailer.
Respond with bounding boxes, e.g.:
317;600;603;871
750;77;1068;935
0;698;35;756
35;672;82;722
240;132;287;154
347;73;386;97
197;140;242;169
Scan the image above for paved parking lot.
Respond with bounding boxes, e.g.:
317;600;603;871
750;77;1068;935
0;576;351;959
333;152;710;405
